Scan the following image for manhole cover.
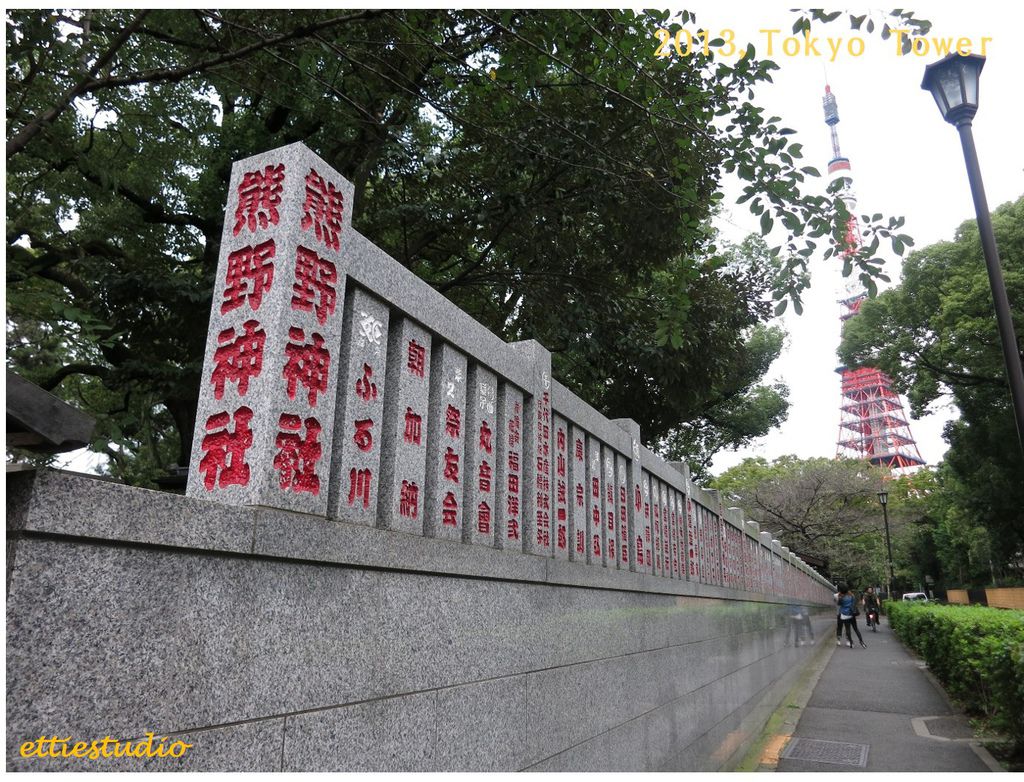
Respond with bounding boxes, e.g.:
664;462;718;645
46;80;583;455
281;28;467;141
780;738;869;767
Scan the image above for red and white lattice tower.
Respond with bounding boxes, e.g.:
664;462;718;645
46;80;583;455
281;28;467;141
823;85;925;472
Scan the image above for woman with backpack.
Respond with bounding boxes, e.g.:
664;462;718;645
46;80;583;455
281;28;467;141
835;583;867;648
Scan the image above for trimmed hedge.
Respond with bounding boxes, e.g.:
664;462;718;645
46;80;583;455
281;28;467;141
887;601;1024;747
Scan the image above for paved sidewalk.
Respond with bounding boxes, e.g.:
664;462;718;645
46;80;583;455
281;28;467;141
774;618;998;772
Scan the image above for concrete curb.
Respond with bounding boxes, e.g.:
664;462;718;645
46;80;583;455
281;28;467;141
911;660;1006;773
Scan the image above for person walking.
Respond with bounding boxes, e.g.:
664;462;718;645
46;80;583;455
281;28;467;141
835;583;866;648
862;586;881;630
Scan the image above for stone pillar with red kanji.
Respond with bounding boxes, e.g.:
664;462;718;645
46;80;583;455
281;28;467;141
602;447;618;569
187;143;352;516
612;418;642;573
641;471;653;573
551;415;570;561
672;489;685;580
508;340;553;558
377;318;432;534
585;436;605;566
462;364;498;547
568;425;587;563
659;482;672;579
686;495;698;581
651;475;663;576
494;382;524;551
423;343;468;541
328;287;389;525
615;454;629;571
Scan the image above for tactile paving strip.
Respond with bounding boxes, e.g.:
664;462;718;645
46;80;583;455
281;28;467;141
780;738;870;767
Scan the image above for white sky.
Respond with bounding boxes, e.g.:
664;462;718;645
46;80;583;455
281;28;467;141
690;1;1024;475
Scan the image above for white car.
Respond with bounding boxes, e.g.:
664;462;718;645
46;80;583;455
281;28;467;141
902;592;928;602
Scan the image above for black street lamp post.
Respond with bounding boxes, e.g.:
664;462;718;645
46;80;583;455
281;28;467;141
922;53;1024;454
878;490;894;601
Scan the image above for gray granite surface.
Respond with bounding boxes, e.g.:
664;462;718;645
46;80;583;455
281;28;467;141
187;143;352;516
328;285;390;525
568;424;587;562
7;467;833;772
422;342;467;541
493;381;525;551
551;414;570;560
376;317;431;534
461;363;498;547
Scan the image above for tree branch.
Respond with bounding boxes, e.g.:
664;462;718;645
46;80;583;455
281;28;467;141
83;11;380;93
41;363;112;391
7;11;149;159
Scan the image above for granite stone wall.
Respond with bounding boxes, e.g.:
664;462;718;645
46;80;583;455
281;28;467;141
7;141;836;771
7;469;833;772
182;141;832;605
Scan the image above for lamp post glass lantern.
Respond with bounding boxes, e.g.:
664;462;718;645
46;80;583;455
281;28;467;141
921;53;984;125
877;490;893;601
922;54;1024;454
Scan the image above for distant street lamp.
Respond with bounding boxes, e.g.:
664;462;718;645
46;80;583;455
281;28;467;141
921;53;1024;454
877;490;894;601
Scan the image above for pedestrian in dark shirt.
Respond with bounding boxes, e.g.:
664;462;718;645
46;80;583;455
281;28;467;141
835;583;866;648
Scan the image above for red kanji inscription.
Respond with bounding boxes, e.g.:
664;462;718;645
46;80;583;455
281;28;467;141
407;340;426;377
508;413;521;447
477;501;491;534
347;468;372;509
355;363;378;401
443;447;459;483
442;491;458;526
282;327;330;406
445;405;461;438
479;421;493;453
291;246;337;325
273;414;322;495
211;319;266;399
234;164;284;236
222;240;275;315
400;480;419;519
353;418;374;452
479;460;492;492
301;167;344;251
199;407;254;490
404;407;422;445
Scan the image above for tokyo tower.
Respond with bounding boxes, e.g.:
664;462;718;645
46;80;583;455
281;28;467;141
823;85;925;472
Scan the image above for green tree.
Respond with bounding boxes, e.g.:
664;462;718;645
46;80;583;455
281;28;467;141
839;196;1024;574
6;9;918;483
711;455;896;586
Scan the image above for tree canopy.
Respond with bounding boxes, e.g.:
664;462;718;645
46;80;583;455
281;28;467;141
839;195;1024;575
6;9;918;483
710;455;895;586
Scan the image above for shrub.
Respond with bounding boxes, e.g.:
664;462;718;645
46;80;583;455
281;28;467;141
888;602;1024;747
